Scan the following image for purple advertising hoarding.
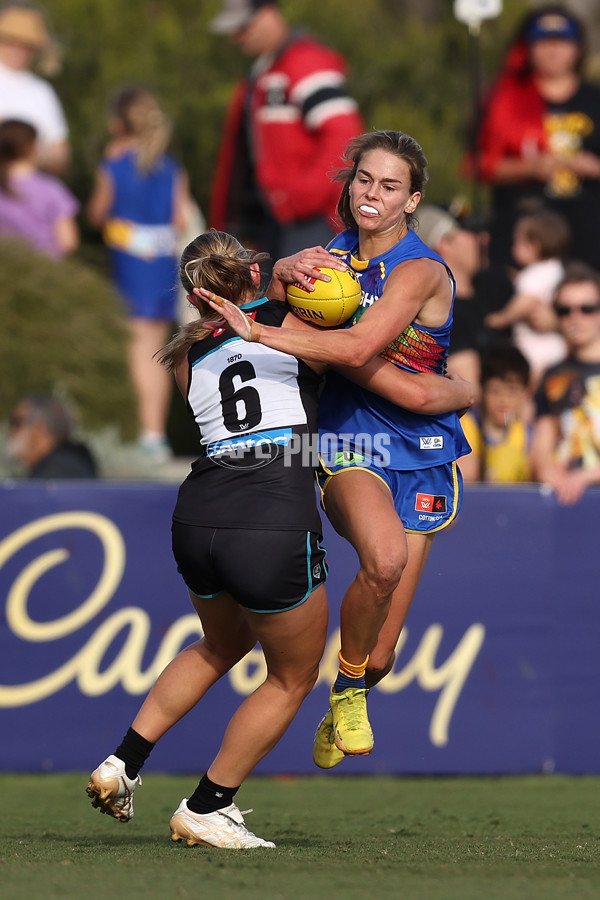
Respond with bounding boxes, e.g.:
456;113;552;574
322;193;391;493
0;481;598;775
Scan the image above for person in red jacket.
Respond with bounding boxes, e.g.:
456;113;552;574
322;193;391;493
475;5;600;269
209;0;363;268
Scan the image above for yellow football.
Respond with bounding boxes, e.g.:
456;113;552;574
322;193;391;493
286;266;362;328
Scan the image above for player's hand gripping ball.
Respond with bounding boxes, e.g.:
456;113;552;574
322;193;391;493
286;267;362;327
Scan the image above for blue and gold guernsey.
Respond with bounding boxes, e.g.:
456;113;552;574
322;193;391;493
319;227;471;471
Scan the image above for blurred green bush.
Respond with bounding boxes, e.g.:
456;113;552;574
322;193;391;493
48;0;534;220
0;238;137;440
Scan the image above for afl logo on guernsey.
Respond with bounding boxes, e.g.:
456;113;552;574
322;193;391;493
415;493;447;514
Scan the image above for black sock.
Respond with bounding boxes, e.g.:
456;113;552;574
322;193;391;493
114;727;155;780
186;774;240;815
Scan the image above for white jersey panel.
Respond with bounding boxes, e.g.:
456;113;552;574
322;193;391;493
188;335;308;446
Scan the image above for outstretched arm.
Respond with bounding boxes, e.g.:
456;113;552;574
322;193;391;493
342;357;475;415
87;168;114;229
199;297;474;416
530;414;600;504
199;257;444;368
485;291;537;329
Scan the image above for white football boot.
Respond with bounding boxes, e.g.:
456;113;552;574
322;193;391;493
169;799;275;849
86;754;141;822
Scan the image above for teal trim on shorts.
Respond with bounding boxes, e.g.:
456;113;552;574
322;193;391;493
244;532;324;615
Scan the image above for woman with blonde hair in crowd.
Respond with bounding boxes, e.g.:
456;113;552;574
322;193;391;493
87;85;193;461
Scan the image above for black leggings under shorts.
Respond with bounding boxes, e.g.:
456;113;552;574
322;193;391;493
171;522;327;614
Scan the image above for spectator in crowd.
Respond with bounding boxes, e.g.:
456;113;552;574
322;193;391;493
531;262;600;505
416;204;484;390
87;86;193;463
459;343;532;483
416;204;513;392
0;118;78;257
485;208;569;388
5;394;98;478
475;5;600;270
0;1;69;174
208;0;363;267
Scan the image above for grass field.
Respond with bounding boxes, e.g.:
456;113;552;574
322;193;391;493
2;773;599;900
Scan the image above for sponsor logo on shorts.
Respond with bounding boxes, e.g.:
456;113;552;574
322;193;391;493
419;436;444;450
312;563;322;579
415;493;447;514
334;450;365;466
319;433;390;469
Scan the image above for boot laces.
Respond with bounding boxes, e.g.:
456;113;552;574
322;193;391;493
340;692;367;731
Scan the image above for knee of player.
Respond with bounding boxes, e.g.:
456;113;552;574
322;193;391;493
366;651;395;687
297;661;322;696
300;663;320;695
268;662;320;698
360;551;406;598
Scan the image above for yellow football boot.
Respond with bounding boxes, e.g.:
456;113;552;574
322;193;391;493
312;708;346;769
330;687;374;756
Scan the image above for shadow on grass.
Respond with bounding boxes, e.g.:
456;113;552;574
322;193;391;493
9;832;321;852
266;837;318;848
7;833;166;848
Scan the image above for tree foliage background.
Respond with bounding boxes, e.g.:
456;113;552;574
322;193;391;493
47;0;588;220
0;240;137;437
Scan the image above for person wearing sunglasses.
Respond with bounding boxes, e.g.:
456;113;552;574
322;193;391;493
531;261;600;504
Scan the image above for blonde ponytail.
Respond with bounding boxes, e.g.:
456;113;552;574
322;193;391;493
111;87;170;173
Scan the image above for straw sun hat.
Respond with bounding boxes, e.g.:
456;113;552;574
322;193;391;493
0;4;49;49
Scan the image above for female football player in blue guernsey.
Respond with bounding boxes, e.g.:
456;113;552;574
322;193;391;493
86;229;473;849
201;130;471;770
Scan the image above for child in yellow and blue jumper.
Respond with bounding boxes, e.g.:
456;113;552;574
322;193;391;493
459;343;532;483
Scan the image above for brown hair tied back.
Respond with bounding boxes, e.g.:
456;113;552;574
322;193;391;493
158;230;269;371
0;119;37;196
